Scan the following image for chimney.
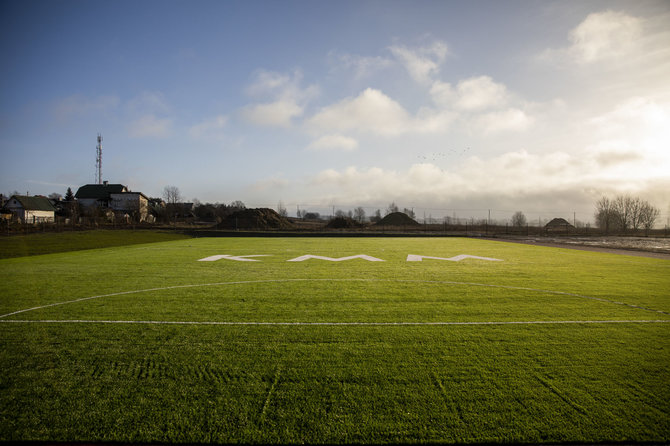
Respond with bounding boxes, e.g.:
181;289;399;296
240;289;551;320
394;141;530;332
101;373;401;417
103;180;108;186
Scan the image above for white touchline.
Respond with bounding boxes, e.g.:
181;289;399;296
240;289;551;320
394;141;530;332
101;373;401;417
198;255;271;262
406;254;503;262
287;255;385;262
1;278;668;319
1;319;669;326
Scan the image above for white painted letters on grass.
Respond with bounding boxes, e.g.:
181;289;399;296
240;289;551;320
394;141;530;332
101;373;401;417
287;255;385;262
198;255;270;262
406;254;502;262
198;254;503;262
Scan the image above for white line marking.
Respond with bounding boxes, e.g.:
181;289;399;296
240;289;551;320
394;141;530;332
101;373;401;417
1;319;668;326
1;278;667;319
407;254;503;262
286;255;385;262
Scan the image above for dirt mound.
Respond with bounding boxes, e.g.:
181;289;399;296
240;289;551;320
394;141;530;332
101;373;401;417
326;216;362;229
217;208;294;230
375;212;420;226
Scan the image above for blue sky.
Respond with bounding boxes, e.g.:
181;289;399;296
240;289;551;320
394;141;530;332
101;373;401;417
2;0;669;223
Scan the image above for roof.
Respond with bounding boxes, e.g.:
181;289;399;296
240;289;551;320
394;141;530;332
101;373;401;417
75;184;127;199
545;217;573;227
110;191;150;200
6;195;56;212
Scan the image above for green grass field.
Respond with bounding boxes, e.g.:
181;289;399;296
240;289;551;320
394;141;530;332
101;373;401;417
1;236;669;443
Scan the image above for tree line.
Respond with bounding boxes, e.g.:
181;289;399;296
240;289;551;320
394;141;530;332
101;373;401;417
595;195;660;235
5;185;664;233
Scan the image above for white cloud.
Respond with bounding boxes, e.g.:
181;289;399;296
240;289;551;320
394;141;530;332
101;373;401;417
307;134;358;152
242;70;318;128
189;115;228;139
241;100;303;128
476;108;533;134
301;146;666;213
429;81;454;108
128;114;172;138
308;88;412;136
454;76;509;111
328;51;394;79
246;71;293;96
428;76;532;134
307;88;453;136
431;76;511;112
389;41;448;84
588;97;670;175
567;10;642;63
540;10;646;65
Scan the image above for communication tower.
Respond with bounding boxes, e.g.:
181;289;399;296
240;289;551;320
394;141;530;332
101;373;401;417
95;134;103;184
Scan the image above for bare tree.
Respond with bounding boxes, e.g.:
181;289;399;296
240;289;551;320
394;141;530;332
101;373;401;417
639;201;660;235
612;195;634;233
511;211;526;228
403;208;415;219
163;185;182;223
595;196;616;234
229;200;246;211
353;207;366;223
386;202;399;215
277;201;288;217
371;209;382;223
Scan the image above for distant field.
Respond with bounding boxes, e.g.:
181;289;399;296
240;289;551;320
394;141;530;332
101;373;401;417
1;237;668;443
0;229;190;259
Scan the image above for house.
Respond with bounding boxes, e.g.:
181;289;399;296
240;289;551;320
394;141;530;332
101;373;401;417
2;195;56;224
75;182;150;222
75;182;128;208
545;217;574;233
110;192;149;220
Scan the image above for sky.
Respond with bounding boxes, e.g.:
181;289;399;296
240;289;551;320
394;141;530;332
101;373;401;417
1;0;669;223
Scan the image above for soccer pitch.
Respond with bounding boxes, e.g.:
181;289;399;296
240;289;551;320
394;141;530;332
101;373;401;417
1;236;669;443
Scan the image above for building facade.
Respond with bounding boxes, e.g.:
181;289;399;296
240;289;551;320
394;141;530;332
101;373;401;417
2;195;56;224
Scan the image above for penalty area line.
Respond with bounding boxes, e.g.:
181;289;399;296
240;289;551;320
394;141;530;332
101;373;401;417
1;319;669;326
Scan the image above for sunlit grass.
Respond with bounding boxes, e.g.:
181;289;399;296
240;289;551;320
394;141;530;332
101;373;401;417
1;237;668;443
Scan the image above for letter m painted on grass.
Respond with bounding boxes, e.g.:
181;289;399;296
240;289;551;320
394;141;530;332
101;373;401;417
287;255;385;262
406;254;503;262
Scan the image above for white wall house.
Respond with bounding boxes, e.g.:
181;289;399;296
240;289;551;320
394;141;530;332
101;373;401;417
2;195;56;224
75;182;150;222
110;192;149;221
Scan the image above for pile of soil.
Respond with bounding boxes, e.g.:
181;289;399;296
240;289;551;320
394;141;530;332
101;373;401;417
326;217;362;229
375;212;420;227
217;208;294;230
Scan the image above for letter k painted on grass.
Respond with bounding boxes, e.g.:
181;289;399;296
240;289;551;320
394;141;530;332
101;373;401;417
198;255;271;262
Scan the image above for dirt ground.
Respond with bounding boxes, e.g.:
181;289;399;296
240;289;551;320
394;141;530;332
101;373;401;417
488;236;670;260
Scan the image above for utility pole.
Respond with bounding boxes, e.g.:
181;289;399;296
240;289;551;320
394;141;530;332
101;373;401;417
95;134;103;184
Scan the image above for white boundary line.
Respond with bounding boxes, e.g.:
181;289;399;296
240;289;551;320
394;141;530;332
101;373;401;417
1;319;669;326
1;278;668;319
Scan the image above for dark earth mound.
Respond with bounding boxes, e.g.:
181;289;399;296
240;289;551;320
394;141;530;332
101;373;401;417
217;208;294;230
375;212;420;226
326;216;362;229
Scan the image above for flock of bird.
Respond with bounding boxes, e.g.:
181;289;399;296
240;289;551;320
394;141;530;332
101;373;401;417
415;147;470;172
416;147;470;162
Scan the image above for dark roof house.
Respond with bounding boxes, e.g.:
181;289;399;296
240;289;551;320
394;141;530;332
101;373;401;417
5;195;56;212
75;182;128;201
2;195;56;223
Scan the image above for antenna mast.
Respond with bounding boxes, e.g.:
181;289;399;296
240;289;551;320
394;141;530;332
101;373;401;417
95;134;103;184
